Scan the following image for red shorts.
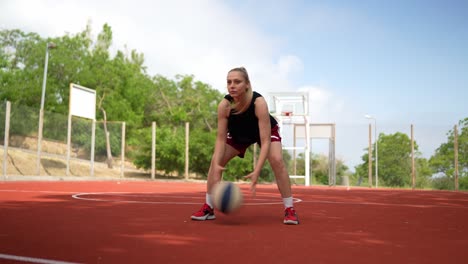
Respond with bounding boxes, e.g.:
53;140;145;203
226;125;282;158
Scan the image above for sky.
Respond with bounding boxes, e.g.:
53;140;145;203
1;0;467;170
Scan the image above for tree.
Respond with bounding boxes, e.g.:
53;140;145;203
132;75;222;176
1;24;289;181
1;25;152;162
429;118;468;189
0;29;47;106
356;132;433;188
288;152;350;185
97;93;114;168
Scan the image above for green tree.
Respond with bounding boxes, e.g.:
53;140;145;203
3;24;311;181
379;132;413;186
224;145;288;183
356;132;433;188
290;152;350;185
1;25;153;164
132;75;222;176
354;152;371;187
429;118;468;189
0;29;46;106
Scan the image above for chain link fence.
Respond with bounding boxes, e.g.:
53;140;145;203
1;101;130;178
1;101;465;190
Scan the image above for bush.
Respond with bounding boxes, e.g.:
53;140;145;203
431;176;455;190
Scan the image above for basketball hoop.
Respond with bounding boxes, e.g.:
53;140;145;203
282;111;293;117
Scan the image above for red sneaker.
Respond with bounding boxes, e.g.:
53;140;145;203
191;203;216;221
284;207;299;225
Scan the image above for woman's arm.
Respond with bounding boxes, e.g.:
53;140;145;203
244;96;271;193
211;99;230;170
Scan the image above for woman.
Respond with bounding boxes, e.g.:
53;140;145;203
191;67;299;225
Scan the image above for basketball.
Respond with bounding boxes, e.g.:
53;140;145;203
212;181;243;214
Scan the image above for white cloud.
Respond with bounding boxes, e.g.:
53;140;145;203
1;0;329;105
296;85;349;123
0;0;269;86
1;0;334;116
277;55;304;77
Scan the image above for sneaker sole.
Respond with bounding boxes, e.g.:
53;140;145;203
191;215;216;221
283;220;299;225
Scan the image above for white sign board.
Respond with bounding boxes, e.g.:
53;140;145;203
70;83;96;120
294;124;334;139
310;125;333;138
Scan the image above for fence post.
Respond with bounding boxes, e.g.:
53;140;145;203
120;122;126;178
454;125;459;191
3;101;11;179
151;122;156;180
411;124;415;190
90;120;96;177
66;114;72;176
185;122;189;180
368;123;373;187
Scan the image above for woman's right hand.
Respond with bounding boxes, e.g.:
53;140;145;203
244;171;260;196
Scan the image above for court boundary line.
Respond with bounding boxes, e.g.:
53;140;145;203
300;199;468;209
2;189;467;209
0;253;80;264
72;192;303;205
0;190;77;194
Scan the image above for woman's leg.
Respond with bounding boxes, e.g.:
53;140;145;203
206;144;240;194
268;141;292;198
268;141;299;224
191;144;240;220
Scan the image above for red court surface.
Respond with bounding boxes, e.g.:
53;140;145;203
1;180;468;264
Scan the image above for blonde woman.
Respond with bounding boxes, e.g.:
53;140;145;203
191;67;299;225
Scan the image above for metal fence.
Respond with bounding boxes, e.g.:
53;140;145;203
1;101;129;179
281;120;463;190
1;100;464;190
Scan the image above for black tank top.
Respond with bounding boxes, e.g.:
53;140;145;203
224;91;278;145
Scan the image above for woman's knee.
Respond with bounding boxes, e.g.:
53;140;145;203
269;154;286;172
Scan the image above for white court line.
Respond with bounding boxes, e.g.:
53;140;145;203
0;190;77;194
0;253;80;264
72;192;302;205
301;199;468;209
3;189;466;209
0;189;302;205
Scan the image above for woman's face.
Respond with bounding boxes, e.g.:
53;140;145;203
227;71;249;100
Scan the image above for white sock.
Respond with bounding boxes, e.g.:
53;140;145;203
206;193;214;208
283;196;294;208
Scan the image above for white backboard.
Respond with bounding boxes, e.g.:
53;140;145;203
269;92;309;116
69;83;96;120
